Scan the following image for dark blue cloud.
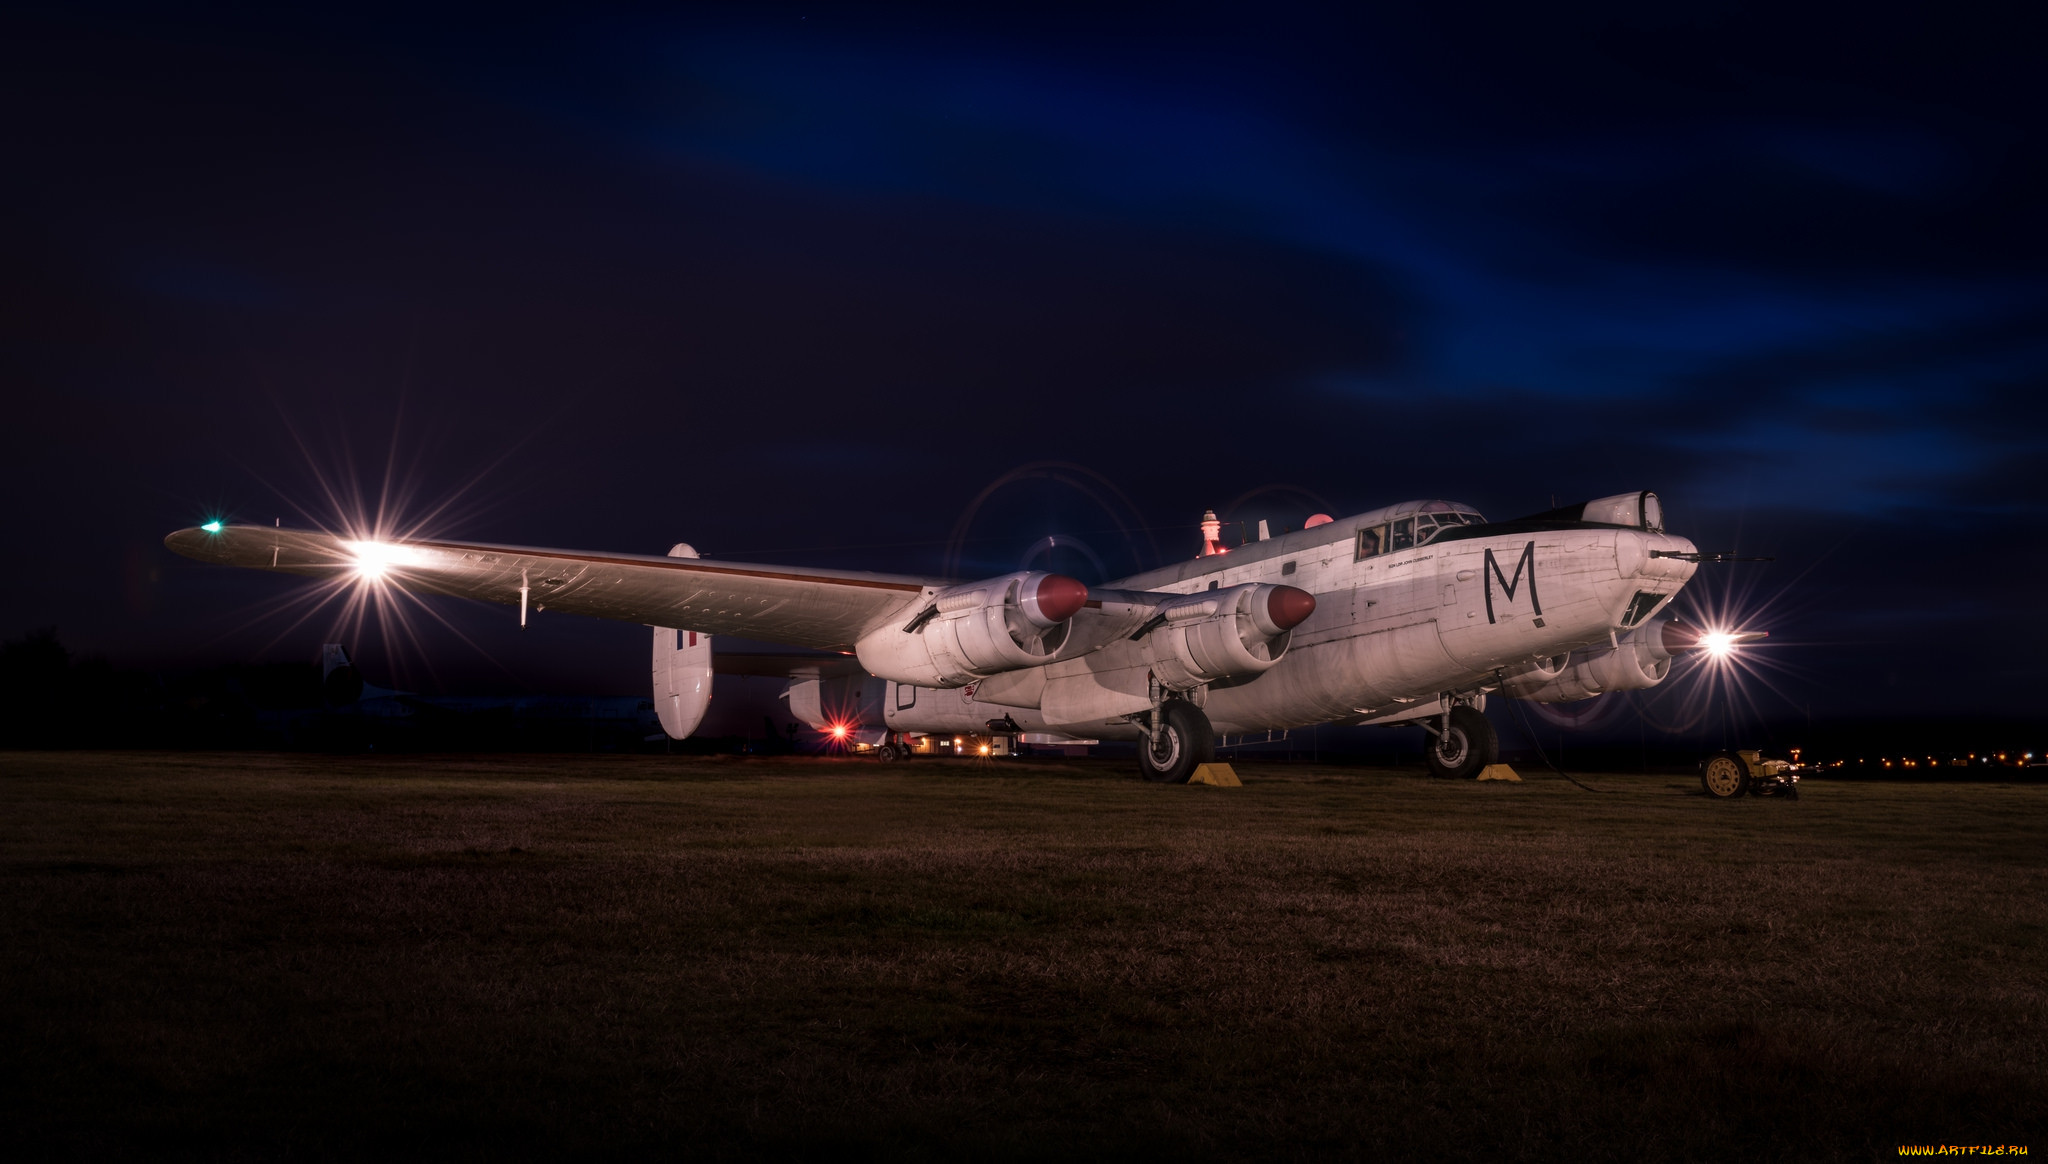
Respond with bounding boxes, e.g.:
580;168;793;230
482;10;2047;520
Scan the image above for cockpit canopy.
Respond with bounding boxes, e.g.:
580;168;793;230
1354;500;1485;559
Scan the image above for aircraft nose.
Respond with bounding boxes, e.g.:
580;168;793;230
1618;531;1697;579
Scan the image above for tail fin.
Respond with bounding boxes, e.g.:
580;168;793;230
320;644;363;705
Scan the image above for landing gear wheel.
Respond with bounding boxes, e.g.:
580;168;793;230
1138;701;1214;784
876;743;902;763
1423;706;1496;780
1700;752;1751;799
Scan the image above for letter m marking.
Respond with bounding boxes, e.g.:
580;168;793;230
1483;541;1541;625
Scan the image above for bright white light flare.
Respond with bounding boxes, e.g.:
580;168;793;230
347;540;434;580
1700;631;1737;657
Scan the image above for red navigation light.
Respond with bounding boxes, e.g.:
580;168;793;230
829;723;849;740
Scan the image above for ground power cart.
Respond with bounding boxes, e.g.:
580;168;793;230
1700;749;1800;800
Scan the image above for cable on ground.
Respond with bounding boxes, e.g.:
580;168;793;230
1503;694;1617;794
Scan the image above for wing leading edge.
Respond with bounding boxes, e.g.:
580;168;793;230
164;525;935;652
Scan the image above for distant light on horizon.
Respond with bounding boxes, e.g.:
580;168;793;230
201;520;223;533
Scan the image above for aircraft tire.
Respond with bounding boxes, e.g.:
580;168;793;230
1423;706;1495;780
1138;701;1214;784
1700;752;1751;798
876;743;901;762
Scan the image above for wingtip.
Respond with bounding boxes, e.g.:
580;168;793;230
163;526;214;560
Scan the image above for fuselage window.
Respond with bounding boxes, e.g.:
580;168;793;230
1281;561;1297;575
1355;526;1386;560
1389;518;1415;552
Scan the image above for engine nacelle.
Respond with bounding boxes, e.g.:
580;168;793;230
855;571;1088;687
1502;617;1685;703
785;675;889;744
1141;583;1315;691
651;542;713;739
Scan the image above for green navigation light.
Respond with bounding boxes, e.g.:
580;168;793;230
201;521;224;533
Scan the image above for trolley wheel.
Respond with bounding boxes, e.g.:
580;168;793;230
1700;752;1751;799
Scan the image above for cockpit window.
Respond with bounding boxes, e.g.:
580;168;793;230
1415;511;1484;546
1359;509;1484;558
1355;525;1386;560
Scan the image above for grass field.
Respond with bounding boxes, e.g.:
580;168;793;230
2;752;2043;1161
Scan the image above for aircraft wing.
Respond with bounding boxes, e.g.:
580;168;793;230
164;525;933;652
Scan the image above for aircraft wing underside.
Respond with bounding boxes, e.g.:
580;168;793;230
713;651;871;680
164;525;935;652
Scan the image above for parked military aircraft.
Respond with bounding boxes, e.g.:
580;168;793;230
167;490;1735;782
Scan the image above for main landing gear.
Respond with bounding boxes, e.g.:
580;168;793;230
1137;699;1215;784
875;732;918;762
1422;704;1498;780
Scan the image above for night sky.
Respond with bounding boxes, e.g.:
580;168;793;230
6;4;2045;721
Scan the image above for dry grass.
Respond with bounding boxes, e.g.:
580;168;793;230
2;752;2044;1161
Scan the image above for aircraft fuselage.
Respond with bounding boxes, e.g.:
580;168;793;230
880;499;1699;742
